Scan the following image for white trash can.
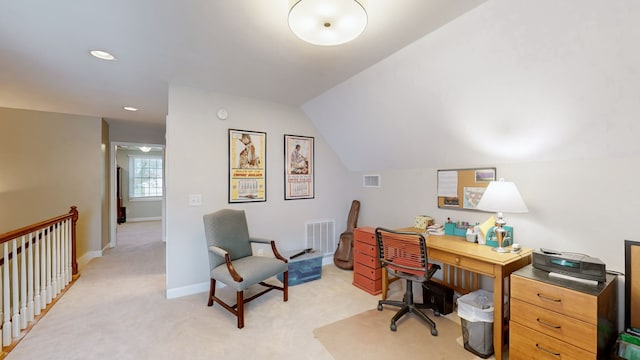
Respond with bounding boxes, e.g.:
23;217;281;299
457;289;495;359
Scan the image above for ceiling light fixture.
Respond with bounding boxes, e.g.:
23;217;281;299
139;146;152;153
123;106;138;112
288;0;367;46
90;50;116;61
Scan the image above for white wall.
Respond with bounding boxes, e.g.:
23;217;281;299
305;0;639;280
164;86;354;297
298;0;640;330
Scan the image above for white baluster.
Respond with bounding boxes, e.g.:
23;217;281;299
34;229;42;315
65;219;70;285
51;223;58;297
40;227;51;310
20;235;27;329
46;226;52;305
11;239;20;338
27;230;35;322
2;242;11;346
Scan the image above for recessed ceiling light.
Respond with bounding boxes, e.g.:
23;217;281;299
123;106;138;112
90;50;116;61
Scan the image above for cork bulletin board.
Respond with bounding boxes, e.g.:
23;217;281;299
437;168;496;211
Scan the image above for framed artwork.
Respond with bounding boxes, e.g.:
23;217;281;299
228;129;266;203
284;134;314;200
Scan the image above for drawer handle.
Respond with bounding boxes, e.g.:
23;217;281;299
536;318;561;329
536;343;561;357
455;257;460;263
537;293;562;303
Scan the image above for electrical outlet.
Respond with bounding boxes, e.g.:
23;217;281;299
189;194;202;206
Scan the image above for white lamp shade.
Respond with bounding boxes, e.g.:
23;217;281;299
476;179;528;213
288;0;367;46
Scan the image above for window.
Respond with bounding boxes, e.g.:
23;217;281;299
129;155;163;199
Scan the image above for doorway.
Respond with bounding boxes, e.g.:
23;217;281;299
110;141;166;248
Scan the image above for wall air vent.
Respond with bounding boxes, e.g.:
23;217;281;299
363;175;381;188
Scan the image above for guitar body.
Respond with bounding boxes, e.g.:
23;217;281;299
334;200;360;270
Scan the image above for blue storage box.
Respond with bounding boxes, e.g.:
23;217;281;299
484;226;513;248
276;249;322;286
445;223;468;237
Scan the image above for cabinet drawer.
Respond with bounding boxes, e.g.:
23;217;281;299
354;262;381;280
353;272;381;294
510;321;594;360
354;240;377;258
354;251;379;269
511;298;596;352
354;227;376;245
428;248;494;275
511;275;597;324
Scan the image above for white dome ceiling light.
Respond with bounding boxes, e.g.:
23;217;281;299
288;0;367;46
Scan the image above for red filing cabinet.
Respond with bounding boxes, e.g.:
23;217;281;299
353;227;382;295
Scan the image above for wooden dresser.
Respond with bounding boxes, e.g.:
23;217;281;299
510;265;617;360
353;227;382;295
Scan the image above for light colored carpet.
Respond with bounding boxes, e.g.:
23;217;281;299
314;309;477;360
5;221;493;360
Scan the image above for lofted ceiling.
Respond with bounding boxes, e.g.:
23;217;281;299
0;0;487;125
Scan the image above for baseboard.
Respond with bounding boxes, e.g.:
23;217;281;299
166;281;209;299
77;250;103;271
125;217;162;222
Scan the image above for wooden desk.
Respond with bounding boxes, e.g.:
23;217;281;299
396;227;532;360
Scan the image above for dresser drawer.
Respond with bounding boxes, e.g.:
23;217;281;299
354;240;377;258
510;321;595;360
354;227;376;245
354;261;381;280
511;275;597;324
353;272;382;294
428;248;494;275
511;298;596;352
354;251;379;269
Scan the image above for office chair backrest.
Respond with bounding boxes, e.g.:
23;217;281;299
375;227;428;277
203;209;252;268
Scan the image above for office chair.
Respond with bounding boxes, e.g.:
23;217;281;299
203;209;288;329
375;227;441;335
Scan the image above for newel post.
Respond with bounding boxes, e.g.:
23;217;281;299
69;206;79;276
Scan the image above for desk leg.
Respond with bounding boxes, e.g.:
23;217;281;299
381;269;388;300
493;266;505;360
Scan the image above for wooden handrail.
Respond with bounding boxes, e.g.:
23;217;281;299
0;206;79;276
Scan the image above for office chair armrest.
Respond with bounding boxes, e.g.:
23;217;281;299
208;246;243;282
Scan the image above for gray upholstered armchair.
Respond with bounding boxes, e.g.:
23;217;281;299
203;209;288;329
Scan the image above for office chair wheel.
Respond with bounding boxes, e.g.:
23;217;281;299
431;328;438;336
390;322;397;332
377;304;383;311
434;309;441;316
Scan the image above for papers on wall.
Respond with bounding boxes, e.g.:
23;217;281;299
437;170;458;197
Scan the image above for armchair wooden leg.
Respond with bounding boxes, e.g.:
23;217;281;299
237;291;244;329
208;279;216;306
283;271;289;302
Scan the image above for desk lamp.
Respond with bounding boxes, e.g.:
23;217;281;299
476;178;528;253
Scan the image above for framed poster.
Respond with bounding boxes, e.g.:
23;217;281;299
284;134;314;200
228;129;266;203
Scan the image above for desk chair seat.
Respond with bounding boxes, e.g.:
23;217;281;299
375;227;441;335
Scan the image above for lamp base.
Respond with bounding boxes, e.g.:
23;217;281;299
492;247;509;253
